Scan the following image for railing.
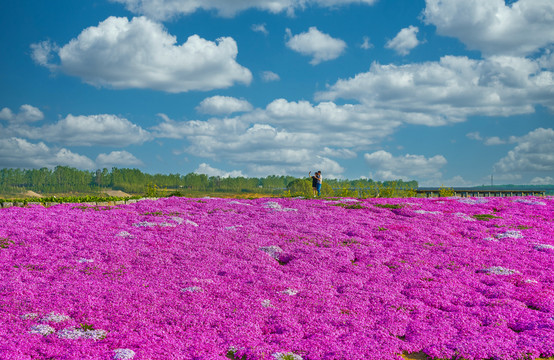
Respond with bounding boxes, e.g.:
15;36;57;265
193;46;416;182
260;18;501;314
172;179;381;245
416;189;546;198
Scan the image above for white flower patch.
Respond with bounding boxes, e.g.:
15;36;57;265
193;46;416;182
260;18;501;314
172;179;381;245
133;221;175;227
261;299;273;308
57;327;107;340
225;225;243;231
340;199;359;202
228;201;252;206
496;230;523;239
185;219;199;227
525;279;538;284
171;216;184;224
259;245;283;261
483;266;518;275
29;324;55;336
534;244;554;252
263;201;281;209
181;286;203;293
263;202;297;212
272;352;303;360
77;258;94;263
279;288;299;296
114;348;136;359
21;313;39;320
41;312;70;323
133;221;157;227
513;199;546;206
455;212;475;221
484;237;499;242
414;210;441;215
459;198;489;205
115;231;134;238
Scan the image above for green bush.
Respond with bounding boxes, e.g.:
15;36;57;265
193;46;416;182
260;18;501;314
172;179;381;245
287;179;313;197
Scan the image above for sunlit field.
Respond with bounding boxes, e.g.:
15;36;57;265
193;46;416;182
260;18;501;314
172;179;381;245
1;196;553;360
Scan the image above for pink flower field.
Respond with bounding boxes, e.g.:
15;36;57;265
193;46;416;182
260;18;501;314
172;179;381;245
1;196;553;360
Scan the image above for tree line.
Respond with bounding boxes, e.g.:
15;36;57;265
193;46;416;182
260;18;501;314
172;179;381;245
0;166;418;195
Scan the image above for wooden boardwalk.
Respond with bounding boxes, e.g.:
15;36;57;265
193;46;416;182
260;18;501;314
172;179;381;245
416;189;546;198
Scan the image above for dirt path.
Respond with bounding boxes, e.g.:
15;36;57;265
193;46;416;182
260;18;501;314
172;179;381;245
103;189;132;197
24;190;43;198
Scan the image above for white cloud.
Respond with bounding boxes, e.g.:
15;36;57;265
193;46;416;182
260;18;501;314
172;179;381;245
494;128;554;174
385;26;420;56
360;36;373;50
483;136;506;146
110;0;377;20
154;99;402;148
96;151;143;167
466;132;482;141
32;16;252;93
321;147;357;159
153;98;407;176
317;55;554;125
466;131;508;145
364;150;447;181
0;137;95;169
261;71;280;82
195;163;245;178
0;105;44;123
252;23;268;35
17;114;151;147
285;27;346;65
418;175;475;188
530;176;554;185
196;96;253;115
30;41;58;70
423;0;554;56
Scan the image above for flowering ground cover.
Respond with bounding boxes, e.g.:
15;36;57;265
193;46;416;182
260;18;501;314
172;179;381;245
0;196;553;360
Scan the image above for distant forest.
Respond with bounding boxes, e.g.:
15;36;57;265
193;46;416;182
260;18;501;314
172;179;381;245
0;166;419;194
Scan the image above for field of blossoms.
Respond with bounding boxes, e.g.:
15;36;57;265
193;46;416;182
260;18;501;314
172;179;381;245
0;196;553;360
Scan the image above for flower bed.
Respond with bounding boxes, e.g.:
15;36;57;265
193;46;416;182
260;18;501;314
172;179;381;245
0;196;553;360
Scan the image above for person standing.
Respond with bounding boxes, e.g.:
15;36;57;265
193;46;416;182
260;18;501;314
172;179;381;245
309;171;318;197
315;171;322;197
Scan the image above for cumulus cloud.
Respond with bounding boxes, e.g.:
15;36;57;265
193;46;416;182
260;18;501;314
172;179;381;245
0;105;44;123
364;150;447;181
385;26;420;56
154;99;402;148
317;55;554;125
466;131;509;145
196;96;253;115
493;128;554;174
194;163;246;178
110;0;377;20
423;0;554;56
31;16;252;93
530;176;554;185
261;71;280;82
252;23;268;35
17;114;151;147
285;27;347;65
360;36;373;50
0;137;95;169
152;98;407;176
96;151;143;167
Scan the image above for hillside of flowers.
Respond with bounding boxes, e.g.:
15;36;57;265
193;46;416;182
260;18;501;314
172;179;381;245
0;196;553;360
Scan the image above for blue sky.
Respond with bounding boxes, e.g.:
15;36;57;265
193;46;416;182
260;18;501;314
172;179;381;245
0;0;553;186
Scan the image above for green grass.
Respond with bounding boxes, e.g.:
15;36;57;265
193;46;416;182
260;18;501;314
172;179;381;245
0;237;13;249
373;203;403;209
332;203;367;209
472;214;502;221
